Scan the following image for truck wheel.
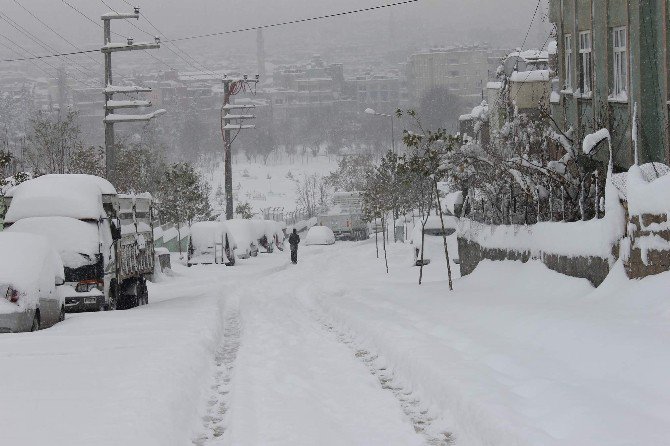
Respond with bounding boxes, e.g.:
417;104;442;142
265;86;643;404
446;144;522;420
58;306;65;322
30;311;40;332
106;282;118;311
140;280;149;306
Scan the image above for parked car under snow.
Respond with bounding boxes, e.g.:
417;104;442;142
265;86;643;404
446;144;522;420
305;226;336;246
0;233;65;333
251;220;285;253
188;221;237;267
216;218;260;259
6;216;105;312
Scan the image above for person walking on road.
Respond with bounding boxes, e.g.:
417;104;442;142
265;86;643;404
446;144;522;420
289;229;301;264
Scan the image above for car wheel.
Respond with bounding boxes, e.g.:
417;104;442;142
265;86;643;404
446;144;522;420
30;312;40;332
58;306;65;322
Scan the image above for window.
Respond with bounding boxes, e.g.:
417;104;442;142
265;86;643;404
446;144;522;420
579;31;592;94
564;34;573;90
612;27;628;98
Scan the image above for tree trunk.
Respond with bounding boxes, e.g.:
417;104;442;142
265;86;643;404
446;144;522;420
419;221;426;285
375;220;379;259
433;180;453;291
382;216;389;273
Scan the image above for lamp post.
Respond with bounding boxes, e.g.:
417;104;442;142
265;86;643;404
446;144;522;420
365;108;396;154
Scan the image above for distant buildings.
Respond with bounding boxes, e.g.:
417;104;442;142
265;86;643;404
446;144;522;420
405;46;496;107
549;0;670;167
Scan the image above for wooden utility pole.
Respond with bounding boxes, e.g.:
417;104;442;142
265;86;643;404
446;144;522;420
101;8;165;185
221;75;259;220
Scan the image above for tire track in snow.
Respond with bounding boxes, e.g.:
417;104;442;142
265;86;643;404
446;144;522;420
193;304;241;446
305;304;455;446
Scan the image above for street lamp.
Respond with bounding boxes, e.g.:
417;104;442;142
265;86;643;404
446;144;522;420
365;108;396;154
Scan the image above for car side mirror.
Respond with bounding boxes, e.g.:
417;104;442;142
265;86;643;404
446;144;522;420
55;277;65;286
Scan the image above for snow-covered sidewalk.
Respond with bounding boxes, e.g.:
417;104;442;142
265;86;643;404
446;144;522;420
293;240;670;446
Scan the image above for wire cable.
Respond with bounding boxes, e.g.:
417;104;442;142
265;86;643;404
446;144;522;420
11;0;102;67
3;1;422;64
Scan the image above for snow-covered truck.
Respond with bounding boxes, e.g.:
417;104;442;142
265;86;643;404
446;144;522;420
317;192;369;241
3;175;155;311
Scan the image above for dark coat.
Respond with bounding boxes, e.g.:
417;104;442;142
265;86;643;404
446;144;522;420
288;232;300;247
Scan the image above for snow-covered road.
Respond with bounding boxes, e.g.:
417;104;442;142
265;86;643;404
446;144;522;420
2;237;670;446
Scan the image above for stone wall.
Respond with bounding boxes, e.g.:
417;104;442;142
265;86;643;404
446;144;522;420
625;213;670;279
457;238;612;287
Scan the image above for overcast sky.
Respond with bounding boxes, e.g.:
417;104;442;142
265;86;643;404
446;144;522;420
0;0;550;75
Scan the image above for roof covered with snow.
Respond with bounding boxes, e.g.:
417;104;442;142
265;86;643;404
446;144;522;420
5;175;110;223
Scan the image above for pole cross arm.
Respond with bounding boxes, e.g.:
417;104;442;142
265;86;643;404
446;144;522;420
104;109;166;123
223;124;255;130
104;85;152;94
223;114;256;120
222;104;256;110
101;12;140;20
106;100;152;109
102;43;160;53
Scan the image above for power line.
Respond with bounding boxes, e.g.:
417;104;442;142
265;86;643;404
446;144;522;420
0;31;57;78
520;0;543;52
0;11;100;86
0;31;98;90
100;0;218;76
11;0;102;67
3;1;422;64
138;11;218;76
165;0;422;43
1;49;99;63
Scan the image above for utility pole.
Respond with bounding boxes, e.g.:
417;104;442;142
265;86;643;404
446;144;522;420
101;8;165;185
221;75;259;220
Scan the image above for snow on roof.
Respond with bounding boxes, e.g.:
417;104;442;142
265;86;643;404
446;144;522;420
4;175;108;223
7;217;100;269
507;49;549;62
509;70;550;83
5;174;116;198
0;232;63;297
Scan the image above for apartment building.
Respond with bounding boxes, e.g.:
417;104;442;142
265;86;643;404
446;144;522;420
549;0;670;167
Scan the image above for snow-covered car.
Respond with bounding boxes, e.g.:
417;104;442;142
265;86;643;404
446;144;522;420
5;216;105;312
4;175;155;311
0;232;65;333
217;218;260;259
251;220;285;253
410;216;458;266
304;226;336;246
188;221;237;267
